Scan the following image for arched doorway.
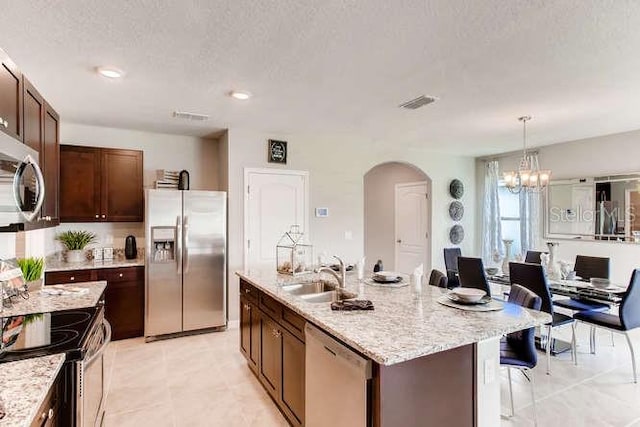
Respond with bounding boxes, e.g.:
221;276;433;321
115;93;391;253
364;162;432;274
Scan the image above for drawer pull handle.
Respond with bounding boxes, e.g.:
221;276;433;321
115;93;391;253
119;273;123;277
102;214;106;218
70;276;75;281
95;214;99;218
244;288;250;294
48;408;54;419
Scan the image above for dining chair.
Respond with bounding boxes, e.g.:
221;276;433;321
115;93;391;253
572;269;640;383
457;257;491;296
428;269;448;288
501;284;542;424
509;262;574;374
554;255;612;350
524;251;545;264
443;247;462;288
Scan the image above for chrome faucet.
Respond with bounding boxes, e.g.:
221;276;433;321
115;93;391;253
314;256;347;289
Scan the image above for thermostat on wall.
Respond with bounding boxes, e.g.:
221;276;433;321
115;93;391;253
315;207;329;218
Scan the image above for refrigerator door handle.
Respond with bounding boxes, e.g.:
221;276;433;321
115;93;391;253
176;216;182;274
183;215;190;273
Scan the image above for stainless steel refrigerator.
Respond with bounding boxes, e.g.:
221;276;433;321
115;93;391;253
145;189;227;338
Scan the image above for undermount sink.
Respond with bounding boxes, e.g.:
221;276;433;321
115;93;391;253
281;280;357;303
300;289;358;304
281;280;338;296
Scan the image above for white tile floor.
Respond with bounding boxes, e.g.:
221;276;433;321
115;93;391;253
103;324;640;427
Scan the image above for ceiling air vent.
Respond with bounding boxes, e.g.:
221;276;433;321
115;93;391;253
172;111;210;121
398;95;438;110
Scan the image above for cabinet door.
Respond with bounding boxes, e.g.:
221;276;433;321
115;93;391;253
281;329;305;426
100;267;145;340
23;79;44;156
240;297;259;373
59;145;101;222
42;103;59;219
101;148;143;222
0;49;23;141
259;314;282;400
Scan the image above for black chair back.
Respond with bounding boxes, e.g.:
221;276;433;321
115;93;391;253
509;262;553;315
621;269;640;330
428;269;448;288
524;251;544;264
574;255;610;281
506;284;542;367
444;248;462;287
457;257;491;296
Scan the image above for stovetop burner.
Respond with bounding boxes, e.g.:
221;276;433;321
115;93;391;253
7;329;80;353
51;311;92;329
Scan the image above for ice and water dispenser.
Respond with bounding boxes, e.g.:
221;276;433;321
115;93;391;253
151;226;176;262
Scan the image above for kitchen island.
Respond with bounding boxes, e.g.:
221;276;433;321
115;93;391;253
237;269;551;427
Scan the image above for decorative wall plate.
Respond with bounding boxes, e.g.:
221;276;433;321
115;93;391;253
449;201;464;221
449;179;464;199
450;225;464;244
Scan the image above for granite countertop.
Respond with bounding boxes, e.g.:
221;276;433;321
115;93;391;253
0;354;66;427
45;257;144;272
237;269;552;366
1;282;106;317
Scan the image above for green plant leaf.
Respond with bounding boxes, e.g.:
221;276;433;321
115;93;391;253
17;257;45;282
56;230;98;251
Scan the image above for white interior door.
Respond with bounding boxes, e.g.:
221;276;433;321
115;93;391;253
245;169;309;270
395;182;430;274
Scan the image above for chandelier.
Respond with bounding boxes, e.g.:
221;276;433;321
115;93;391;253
503;116;551;194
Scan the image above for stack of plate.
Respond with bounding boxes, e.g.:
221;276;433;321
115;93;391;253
372;271;403;284
155;170;180;189
447;288;490;305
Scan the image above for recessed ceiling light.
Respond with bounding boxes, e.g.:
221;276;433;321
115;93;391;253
96;66;125;79
229;90;252;100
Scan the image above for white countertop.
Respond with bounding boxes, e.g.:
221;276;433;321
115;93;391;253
0;354;66;427
1;281;106;317
45;257;144;272
237;269;551;366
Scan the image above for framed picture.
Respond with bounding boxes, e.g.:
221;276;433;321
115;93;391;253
268;139;287;164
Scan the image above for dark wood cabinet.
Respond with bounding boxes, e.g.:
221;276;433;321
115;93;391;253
30;368;62;427
239;280;305;426
259;313;282;400
23;79;44;155
42;103;59;220
99;266;145;340
60;145;143;222
45;266;144;340
0;48;23;141
240;296;260;373
281;328;305;426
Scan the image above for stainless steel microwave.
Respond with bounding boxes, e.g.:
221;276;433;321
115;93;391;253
0;132;45;227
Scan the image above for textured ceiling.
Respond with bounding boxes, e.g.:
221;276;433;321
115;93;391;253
1;0;640;155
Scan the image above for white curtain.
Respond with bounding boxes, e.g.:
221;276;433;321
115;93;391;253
482;160;504;265
519;154;541;255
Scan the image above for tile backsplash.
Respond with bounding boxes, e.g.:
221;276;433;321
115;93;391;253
45;222;145;255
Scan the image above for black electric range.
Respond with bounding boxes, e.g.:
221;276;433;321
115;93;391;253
0;304;104;363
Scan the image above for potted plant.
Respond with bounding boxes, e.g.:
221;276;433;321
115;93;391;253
56;230;97;263
17;257;45;290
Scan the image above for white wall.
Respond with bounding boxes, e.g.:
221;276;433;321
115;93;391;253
227;128;476;320
364;162;430;272
43;122;221;254
477;128;640;284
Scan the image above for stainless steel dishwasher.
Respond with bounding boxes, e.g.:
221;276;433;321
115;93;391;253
305;323;372;427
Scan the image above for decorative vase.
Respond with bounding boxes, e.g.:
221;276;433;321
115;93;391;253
67;250;86;263
26;279;43;292
502;239;513;275
546;242;561;280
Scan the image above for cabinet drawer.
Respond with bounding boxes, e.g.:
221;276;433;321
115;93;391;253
45;269;97;285
281;306;306;342
240;279;259;303
259;293;281;320
99;266;144;283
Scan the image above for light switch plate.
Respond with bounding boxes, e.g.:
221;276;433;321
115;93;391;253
344;231;353;240
315;207;329;218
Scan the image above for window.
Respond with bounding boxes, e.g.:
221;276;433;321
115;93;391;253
498;184;522;258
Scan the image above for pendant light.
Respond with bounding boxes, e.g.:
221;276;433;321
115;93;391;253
503;116;551;194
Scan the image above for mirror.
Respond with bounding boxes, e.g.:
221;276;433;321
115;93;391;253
545;174;640;242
